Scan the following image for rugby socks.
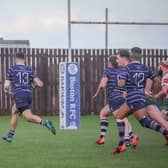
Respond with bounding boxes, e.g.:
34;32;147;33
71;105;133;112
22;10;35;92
100;119;108;138
8;130;15;138
124;136;130;143
124;135;130;145
139;116;167;135
40;119;46;126
116;121;125;146
129;131;134;139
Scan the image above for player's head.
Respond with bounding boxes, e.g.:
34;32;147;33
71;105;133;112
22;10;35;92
108;55;118;68
130;47;142;61
116;49;130;67
15;52;25;64
158;60;168;76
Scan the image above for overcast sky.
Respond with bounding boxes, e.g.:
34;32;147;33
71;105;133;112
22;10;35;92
0;0;168;49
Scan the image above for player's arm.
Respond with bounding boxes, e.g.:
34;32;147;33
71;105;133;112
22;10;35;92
4;68;13;94
33;77;43;87
145;78;152;92
4;80;11;94
154;85;168;99
92;77;108;99
147;69;160;96
31;69;43;87
145;78;153;98
145;77;161;99
151;76;161;94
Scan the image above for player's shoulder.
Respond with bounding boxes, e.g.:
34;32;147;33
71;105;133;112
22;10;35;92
25;65;33;71
119;67;128;76
129;61;143;67
103;67;118;77
103;67;111;75
131;61;148;70
104;67;116;72
8;65;15;72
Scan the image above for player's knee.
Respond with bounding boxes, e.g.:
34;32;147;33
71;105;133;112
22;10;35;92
21;108;32;122
100;111;108;118
116;119;124;122
113;112;124;120
11;104;17;115
11;109;17;115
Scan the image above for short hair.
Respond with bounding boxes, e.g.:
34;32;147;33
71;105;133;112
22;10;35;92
109;55;118;68
130;47;142;61
15;52;25;60
117;49;130;59
130;47;142;55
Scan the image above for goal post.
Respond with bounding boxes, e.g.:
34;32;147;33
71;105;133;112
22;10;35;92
59;62;80;129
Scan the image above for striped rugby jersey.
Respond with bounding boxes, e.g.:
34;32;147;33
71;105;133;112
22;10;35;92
119;61;157;103
6;64;37;95
103;67;125;102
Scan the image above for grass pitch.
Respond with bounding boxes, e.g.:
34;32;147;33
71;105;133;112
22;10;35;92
0;116;167;168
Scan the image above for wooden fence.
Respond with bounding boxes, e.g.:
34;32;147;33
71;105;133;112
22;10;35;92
0;48;168;115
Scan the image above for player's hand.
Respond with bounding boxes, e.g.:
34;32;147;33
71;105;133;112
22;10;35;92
145;90;153;99
4;90;13;95
92;94;98;100
31;83;36;89
122;91;127;98
4;87;12;95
